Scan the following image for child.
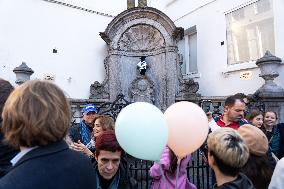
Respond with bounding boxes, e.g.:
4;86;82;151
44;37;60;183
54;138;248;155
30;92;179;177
149;146;196;189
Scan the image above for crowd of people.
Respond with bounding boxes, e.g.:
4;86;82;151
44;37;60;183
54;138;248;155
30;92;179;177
0;78;284;189
205;94;284;189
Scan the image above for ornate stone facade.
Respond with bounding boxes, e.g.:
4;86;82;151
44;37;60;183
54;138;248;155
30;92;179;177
90;7;200;111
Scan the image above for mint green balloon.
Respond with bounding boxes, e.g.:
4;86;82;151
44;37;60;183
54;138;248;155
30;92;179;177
115;102;168;161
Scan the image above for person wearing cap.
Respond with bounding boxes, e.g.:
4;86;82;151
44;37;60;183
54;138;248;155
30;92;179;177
94;130;137;189
207;128;255;189
68;104;98;145
238;124;273;189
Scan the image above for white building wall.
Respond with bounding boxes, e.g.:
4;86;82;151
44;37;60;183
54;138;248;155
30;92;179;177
0;0;283;98
0;0;126;99
157;0;284;96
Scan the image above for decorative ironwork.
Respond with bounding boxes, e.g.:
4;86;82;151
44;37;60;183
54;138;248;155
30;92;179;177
97;93;131;120
124;149;213;189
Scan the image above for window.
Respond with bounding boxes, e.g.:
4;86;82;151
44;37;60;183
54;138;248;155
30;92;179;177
178;26;197;75
226;0;274;65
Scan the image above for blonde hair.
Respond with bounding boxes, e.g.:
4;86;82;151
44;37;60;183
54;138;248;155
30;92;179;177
208;128;249;169
2;80;71;148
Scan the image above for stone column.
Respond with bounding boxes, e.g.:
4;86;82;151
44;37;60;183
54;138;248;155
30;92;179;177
138;0;147;7
165;50;178;109
127;0;135;9
13;62;34;85
108;55;122;101
254;51;284;122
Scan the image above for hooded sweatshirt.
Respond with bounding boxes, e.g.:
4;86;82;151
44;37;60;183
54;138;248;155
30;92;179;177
213;173;255;189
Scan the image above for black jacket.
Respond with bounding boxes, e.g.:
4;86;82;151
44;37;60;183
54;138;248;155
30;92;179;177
213;173;255;189
68;121;93;143
94;157;137;189
0;140;97;189
0;122;19;178
278;123;284;159
117;164;137;189
68;122;83;142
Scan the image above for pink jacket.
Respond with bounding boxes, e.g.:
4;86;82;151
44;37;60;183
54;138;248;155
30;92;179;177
149;147;197;189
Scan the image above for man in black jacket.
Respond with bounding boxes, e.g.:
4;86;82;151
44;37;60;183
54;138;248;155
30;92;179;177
0;78;18;178
94;131;137;189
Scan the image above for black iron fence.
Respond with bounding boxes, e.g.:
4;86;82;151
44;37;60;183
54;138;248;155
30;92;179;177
124;149;213;189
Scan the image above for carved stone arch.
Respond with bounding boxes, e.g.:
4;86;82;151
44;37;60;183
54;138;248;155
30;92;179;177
91;6;200;110
101;7;180;48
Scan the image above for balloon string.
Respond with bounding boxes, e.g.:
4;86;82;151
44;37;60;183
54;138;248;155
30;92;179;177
175;158;181;189
158;162;169;189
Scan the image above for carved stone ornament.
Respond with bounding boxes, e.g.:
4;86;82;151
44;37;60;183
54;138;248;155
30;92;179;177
180;79;199;94
89;57;110;99
118;25;165;51
90;81;109;99
129;76;155;104
176;54;200;101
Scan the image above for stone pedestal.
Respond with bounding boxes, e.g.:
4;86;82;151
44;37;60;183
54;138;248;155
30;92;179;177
13;62;34;85
254;51;284;122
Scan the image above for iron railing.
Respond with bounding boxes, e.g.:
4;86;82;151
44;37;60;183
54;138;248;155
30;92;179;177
124;149;213;189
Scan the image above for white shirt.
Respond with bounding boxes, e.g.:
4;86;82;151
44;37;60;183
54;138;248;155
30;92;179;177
269;158;284;189
208;119;221;132
11;146;38;166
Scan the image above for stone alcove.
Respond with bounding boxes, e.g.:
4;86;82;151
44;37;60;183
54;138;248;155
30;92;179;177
90;6;199;111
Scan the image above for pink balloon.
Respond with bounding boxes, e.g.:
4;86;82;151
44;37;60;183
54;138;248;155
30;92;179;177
164;101;209;158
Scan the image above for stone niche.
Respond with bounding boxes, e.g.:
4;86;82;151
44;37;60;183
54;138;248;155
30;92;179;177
90;7;199;111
